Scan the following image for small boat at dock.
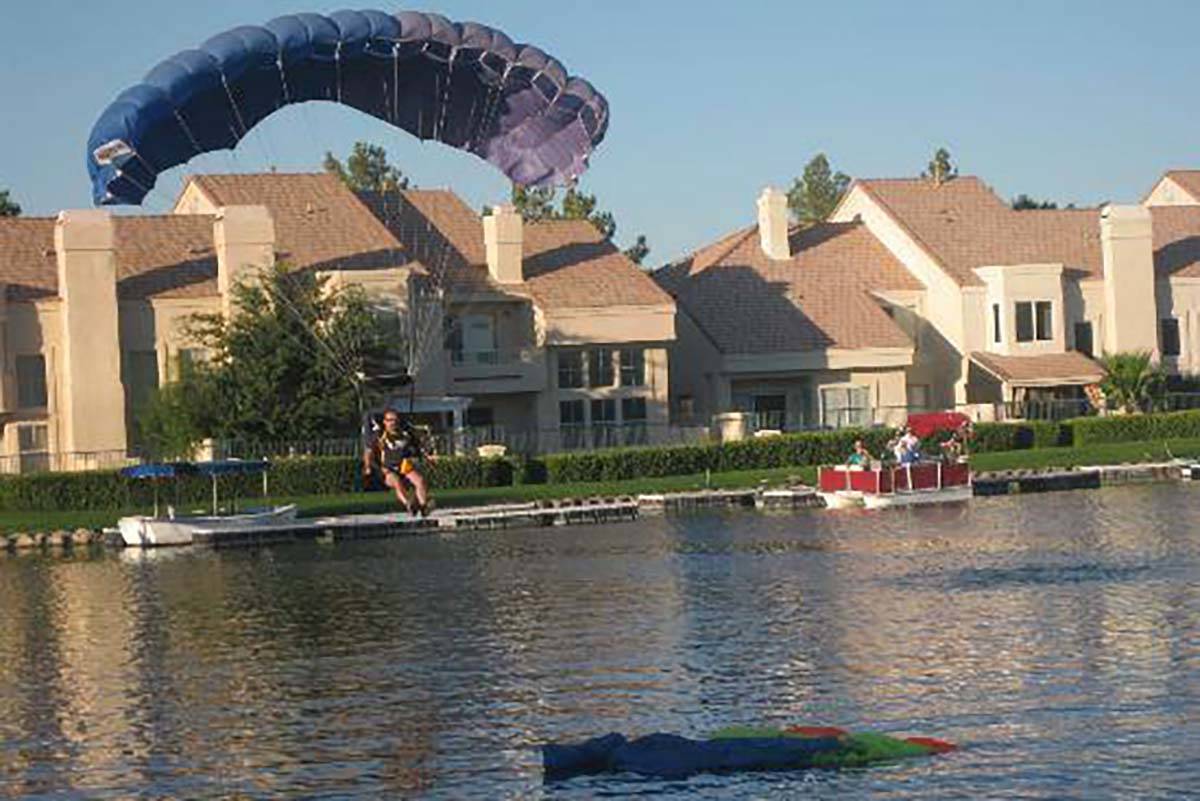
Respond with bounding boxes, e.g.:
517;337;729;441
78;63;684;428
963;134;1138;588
818;462;973;509
117;459;295;547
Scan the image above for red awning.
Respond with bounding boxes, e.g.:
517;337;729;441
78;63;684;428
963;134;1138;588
906;411;970;439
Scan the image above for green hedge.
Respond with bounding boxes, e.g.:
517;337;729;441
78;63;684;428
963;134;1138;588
7;412;1194;513
1070;409;1200;446
970;421;1070;452
0;455;516;513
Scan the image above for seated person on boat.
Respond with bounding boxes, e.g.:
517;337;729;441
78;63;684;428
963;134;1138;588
845;440;873;469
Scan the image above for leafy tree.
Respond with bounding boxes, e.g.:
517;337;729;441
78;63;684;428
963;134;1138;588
1099;351;1167;413
323;142;410;192
1011;194;1058;210
923;147;957;184
786;153;851;225
138;377;211;460
623;235;650;266
145;263;399;450
0;188;20;217
509;184;651;266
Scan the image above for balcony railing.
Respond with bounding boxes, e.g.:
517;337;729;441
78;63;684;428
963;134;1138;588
448;348;539;367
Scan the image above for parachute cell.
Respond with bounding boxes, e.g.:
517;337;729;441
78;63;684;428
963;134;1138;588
87;9;609;205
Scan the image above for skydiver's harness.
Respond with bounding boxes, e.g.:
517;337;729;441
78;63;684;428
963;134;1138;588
373;426;422;477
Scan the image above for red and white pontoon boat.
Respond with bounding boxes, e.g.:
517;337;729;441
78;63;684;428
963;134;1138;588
817;412;974;510
818;461;972;509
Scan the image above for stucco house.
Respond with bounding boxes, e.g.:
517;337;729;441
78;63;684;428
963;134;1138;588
662;170;1200;430
0;173;674;471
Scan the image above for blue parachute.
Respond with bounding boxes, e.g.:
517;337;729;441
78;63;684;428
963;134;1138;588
86;10;609;205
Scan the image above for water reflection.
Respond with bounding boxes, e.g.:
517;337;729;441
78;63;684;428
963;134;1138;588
0;483;1197;798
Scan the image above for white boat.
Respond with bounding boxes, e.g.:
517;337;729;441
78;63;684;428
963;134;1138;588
119;504;299;547
818;462;973;510
118;459;293;547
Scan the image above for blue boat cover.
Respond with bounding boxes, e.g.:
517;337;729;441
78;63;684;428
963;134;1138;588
121;460;270;479
87;9;609;204
120;462;196;480
543;733;844;781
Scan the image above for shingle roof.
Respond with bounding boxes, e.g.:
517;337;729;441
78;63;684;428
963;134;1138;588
656;222;921;354
1150;206;1200;278
1161;170;1200;202
189;173;407;272
114;215;217;299
970;351;1105;386
855;176;1200;285
0;217;57;301
0;215;219;301
853;177;1108;285
364;188;671;309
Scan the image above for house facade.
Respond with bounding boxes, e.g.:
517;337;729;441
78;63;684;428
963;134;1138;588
0;173;674;471
663;171;1200;431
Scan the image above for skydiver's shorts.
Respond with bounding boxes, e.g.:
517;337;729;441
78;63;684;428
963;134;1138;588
384;459;416;478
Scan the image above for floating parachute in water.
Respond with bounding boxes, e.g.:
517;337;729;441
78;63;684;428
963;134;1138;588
87;9;610;205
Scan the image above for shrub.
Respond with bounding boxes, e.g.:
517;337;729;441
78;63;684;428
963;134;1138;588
968;421;1069;452
1071;409;1200;446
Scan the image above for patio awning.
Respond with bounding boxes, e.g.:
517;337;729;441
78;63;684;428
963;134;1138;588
969;351;1105;387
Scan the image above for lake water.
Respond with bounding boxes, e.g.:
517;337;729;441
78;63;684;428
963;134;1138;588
1;484;1198;799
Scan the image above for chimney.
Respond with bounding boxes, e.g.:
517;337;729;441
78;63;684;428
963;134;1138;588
214;205;275;316
1100;204;1158;356
756;187;790;260
484;204;523;283
54;210;127;454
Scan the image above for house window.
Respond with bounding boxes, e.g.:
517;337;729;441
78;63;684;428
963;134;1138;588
619;348;646;387
1073;322;1094;357
122;350;160;412
588;348;615;387
176;348;208;378
1015;302;1034;342
557;351;583;389
1161;318;1181;357
16;424;49;474
622;397;648;445
820;386;871;429
466;406;494;428
1014;301;1051;343
907;384;932;411
559;399;585;449
678;396;695;421
591;398;617;447
1035;301;1053;341
992;303;1002;344
15;355;47;409
753;394;787;431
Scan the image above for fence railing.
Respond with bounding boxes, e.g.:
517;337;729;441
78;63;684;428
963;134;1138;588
10;393;1200;475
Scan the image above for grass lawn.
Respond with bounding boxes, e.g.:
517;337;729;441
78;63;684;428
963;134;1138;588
3;437;1199;534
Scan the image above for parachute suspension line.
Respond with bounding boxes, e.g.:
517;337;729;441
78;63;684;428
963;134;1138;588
392;44;400;125
433;48;457;143
334;43;343;105
173;111;206;158
473;60;513;152
277;54;292;106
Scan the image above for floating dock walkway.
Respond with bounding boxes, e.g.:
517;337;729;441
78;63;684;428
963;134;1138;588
188;487;822;549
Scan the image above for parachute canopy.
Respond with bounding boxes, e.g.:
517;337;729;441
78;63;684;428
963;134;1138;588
87;9;610;205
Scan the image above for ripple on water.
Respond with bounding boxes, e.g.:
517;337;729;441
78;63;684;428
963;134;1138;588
0;483;1197;798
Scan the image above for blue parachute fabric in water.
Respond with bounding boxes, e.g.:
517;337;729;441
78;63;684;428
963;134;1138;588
543;733;844;780
87;9;609;205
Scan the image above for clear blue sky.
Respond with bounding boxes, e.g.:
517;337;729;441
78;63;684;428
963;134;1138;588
1;1;1197;263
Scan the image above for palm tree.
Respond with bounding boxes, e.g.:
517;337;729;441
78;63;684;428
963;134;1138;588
1098;351;1166;413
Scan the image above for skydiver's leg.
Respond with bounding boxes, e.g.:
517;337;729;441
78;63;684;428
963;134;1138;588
384;470;413;514
405;469;429;514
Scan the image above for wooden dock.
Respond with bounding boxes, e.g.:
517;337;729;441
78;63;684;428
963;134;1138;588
190;498;641;548
186;487;820;549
